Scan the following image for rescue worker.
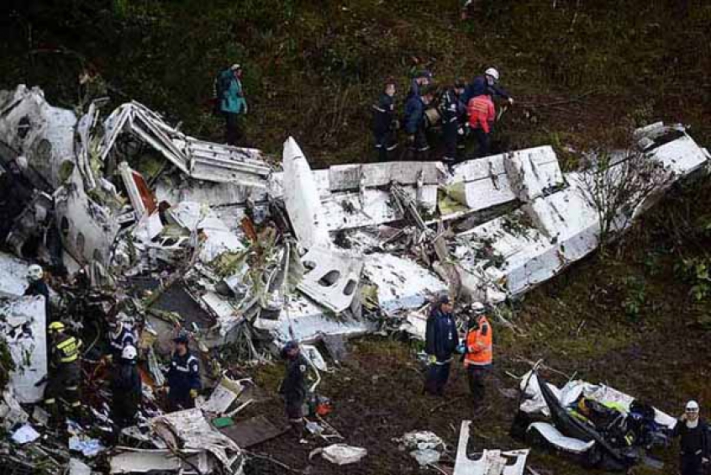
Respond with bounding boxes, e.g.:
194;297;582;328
404;86;436;159
217;64;248;146
372;79;398;161
406;70;432;101
464;68;514;105
441;79;467;164
424;295;459;396
279;341;309;440
107;316;137;362
111;345;142;430
673;401;709;475
165;333;201;411
463;302;493;405
467;93;495;157
25;264;51;321
45;321;82;426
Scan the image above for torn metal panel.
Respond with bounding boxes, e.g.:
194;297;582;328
155;177;268;208
0;85;77;190
220;415;288;449
188;138;270;187
119;161;156;219
362;253;447;314
282;137;332;249
527;422;595;454
109;449;187;473
645;131;709;176
448;154;517;212
0;252;30;297
150;408;244;472
503;146;564;202
0;296;48;403
327;161;443;191
54;169;121;265
454;421;529;475
297;246;363;313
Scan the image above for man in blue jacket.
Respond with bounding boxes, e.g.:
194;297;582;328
166;333;201;411
372;79;398;161
424;295;459;396
463;68;514;106
217;64;248;146
404;86;435;159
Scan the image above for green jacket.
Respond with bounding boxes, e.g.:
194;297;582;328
219;69;247;115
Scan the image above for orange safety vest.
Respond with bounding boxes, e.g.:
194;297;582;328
464;315;493;366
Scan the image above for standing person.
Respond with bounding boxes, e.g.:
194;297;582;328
404;86;436;160
165;333;201;411
372;79;398;161
467;93;495;157
406;70;433;101
44;321;83;426
25;264;52;321
463;302;493;406
111;345;142;430
424;295;459;396
217;64;248;146
106;316;137;362
672;401;709;475
464;68;514;105
279;341;309;441
441;79;467;164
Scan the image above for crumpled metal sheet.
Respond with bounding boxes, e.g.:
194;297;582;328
454;421;529;475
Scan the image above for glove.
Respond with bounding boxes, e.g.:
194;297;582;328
407;135;415;143
428;355;437;364
456;344;466;354
457;127;464;136
190;389;198;399
102;354;113;364
508;97;515;106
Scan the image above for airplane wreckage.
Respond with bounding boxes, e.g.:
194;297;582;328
0;84;710;472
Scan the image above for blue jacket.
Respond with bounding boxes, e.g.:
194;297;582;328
425;309;459;361
108;325;137;359
403;95;425;135
464;75;510;104
167;351;201;396
219;69;247;115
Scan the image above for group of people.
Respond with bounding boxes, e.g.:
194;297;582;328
372;67;514;163
423;295;493;405
27;265;202;434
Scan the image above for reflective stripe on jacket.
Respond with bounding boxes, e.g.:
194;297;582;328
55;334;81;364
464;315;493;366
467;95;495;134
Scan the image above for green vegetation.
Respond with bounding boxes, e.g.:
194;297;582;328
1;1;709;166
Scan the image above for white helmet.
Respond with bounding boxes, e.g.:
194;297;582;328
485;68;500;81
27;264;43;282
686;400;700;412
471;302;486;315
122;345;137;361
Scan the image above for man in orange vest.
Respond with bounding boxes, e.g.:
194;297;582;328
463;302;493;405
467;94;495;157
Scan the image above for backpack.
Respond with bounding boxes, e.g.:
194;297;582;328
212;70;231;116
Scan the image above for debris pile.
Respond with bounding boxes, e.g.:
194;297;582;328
1;84;709;471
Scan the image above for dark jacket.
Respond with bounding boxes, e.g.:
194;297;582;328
464;75;510;104
441;88;466;126
673;419;709;458
167;351;201;396
403;95;425;135
112;361;142;409
373;93;396;134
280;353;308;403
425;308;459;362
25;280;51;320
108;325;137;359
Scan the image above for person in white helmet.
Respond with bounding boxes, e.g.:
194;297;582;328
463;67;514;106
25;264;51;321
672;400;709;475
110;344;142;430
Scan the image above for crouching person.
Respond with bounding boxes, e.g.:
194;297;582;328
111;345;141;430
279;341;308;441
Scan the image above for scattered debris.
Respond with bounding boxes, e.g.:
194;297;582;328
454;420;529;475
395;430;447;467
310;443;368;465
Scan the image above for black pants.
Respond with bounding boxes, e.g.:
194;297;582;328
167;390;195;412
112;397;139;428
467;365;490;404
224;112;243;146
473;128;490;157
374;129;398;161
424;361;451;396
680;454;704;475
442;120;459;162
